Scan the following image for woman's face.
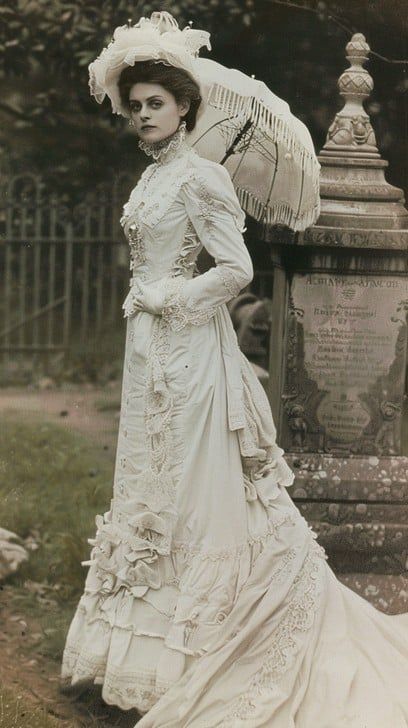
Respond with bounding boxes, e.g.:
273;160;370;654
129;82;189;143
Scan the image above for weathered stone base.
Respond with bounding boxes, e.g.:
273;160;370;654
286;453;408;573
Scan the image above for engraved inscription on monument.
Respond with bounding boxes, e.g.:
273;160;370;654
282;274;408;454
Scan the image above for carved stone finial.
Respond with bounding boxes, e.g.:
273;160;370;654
340;34;373;102
322;32;378;156
310;31;408;235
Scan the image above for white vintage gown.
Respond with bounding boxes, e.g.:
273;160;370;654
61;128;408;727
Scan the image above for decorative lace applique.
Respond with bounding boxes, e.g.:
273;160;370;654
138;121;187;164
128;221;146;271
122;156;196;234
122;313;182;521
189;173;223;242
182;170;245;241
120;164;157;229
219;539;325;725
214;266;242;298
161;276;219;332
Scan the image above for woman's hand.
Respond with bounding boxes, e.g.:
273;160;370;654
131;281;166;315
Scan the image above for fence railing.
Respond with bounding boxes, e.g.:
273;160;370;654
0;173;273;381
0;173;136;379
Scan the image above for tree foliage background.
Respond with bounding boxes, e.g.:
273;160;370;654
1;0;407;204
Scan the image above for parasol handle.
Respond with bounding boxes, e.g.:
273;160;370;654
219;119;253;165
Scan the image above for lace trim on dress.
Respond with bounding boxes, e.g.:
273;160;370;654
161;276;219;332
121;156;196;235
103;667;169;713
219;538;327;725
120;164;158;230
192;174;221;240
138;121;187;164
61;644;106;683
128;222;146;272
61;645;169;713
172;513;297;563
214;266;243;298
128;312;182;525
183;170;246;239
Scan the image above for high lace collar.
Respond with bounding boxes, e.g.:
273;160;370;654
138;121;189;164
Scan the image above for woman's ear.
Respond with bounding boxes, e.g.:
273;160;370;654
179;98;191;118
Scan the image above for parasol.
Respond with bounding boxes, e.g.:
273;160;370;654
188;57;321;232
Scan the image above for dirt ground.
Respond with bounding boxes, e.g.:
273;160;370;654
0;582;140;727
0;384;122;450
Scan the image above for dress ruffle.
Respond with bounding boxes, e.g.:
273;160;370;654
71;451;298;648
61;491;304;712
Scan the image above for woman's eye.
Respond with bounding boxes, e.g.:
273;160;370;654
151;101;162;109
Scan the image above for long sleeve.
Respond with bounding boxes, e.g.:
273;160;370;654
161;162;254;332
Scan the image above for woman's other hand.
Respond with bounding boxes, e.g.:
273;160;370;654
131;280;166;315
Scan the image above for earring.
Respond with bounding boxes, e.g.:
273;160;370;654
128;118;135;127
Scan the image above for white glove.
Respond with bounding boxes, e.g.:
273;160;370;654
130;280;166;315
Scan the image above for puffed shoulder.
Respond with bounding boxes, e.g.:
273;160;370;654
180;154;247;234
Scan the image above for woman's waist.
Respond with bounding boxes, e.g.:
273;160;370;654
129;268;195;287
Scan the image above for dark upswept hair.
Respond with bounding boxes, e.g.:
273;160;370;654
118;61;202;132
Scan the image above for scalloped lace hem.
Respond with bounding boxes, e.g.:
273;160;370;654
61;647;169;713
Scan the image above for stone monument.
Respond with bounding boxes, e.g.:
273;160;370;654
268;33;408;597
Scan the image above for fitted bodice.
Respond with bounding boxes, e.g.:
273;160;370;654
120;124;253;335
120;137;204;285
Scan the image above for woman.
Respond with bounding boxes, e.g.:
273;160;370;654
61;12;408;727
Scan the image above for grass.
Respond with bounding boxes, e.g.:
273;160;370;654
0;415;115;663
0;685;74;728
0;683;135;728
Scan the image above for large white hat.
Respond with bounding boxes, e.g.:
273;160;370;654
88;11;211;118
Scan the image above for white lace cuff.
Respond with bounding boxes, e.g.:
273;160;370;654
161;277;219;332
214;266;244;298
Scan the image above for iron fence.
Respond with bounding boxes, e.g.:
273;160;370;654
0;173;273;381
